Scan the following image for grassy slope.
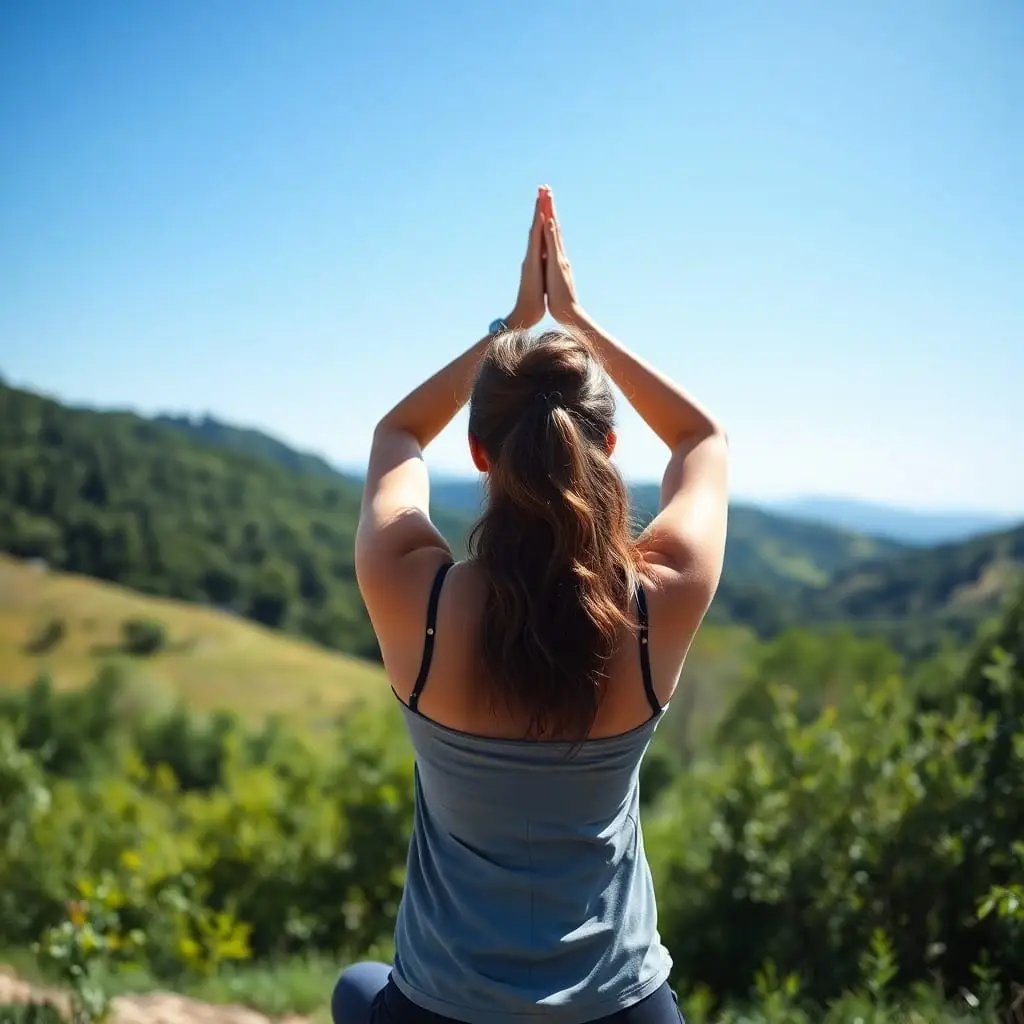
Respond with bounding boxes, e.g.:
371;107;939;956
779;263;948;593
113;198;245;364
0;553;386;722
0;549;754;748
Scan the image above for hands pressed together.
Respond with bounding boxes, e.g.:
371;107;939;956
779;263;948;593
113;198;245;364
507;186;583;331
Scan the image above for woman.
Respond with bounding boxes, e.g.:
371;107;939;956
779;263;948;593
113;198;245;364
334;188;728;1023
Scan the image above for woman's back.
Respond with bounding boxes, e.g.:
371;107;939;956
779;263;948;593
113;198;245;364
390;563;673;1021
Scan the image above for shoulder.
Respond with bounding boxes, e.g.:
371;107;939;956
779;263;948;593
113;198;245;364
358;551;496;701
357;545;451;650
637;554;719;636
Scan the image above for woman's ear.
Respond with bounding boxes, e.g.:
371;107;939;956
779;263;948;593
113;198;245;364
605;430;618;458
469;432;490;473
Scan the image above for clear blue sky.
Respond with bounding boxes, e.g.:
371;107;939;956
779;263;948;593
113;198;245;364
2;1;1022;512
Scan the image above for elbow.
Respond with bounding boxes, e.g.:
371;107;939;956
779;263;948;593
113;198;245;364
673;420;729;451
701;415;729;448
374;416;425;449
372;417;407;447
373;416;398;439
702;409;728;445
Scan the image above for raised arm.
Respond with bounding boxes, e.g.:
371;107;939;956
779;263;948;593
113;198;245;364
542;196;729;619
354;192;548;660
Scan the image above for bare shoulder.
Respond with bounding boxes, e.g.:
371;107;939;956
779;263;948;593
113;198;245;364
357;546;455;691
639;545;722;638
637;554;718;696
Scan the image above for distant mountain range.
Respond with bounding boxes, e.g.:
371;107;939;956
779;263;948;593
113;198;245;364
762;496;1017;546
431;477;1019;548
2;388;1021;662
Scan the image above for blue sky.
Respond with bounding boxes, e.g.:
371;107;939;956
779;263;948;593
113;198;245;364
1;1;1022;512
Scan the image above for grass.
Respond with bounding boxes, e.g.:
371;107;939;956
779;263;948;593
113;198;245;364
0;554;387;724
0;947;1010;1023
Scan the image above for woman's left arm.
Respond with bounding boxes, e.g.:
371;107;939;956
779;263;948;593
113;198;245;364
356;332;494;577
355;192;547;640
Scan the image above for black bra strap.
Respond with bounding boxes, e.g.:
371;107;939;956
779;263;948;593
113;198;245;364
409;560;454;713
635;583;660;717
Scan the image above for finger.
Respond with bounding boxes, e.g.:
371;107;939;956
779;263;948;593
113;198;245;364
546;191;566;257
546;222;566;270
538;185;553;222
543;213;559;255
532;197;545;241
525;203;544;263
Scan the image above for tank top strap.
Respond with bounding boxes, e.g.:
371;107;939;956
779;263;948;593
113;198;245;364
634;583;660;717
409;560;454;713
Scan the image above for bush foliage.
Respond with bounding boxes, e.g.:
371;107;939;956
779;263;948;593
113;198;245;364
0;588;1022;1018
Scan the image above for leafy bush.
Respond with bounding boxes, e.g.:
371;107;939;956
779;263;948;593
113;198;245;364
23;619;66;656
649;585;1024;1010
0;670;123;777
0;687;414;978
0;1004;65;1024
119;618;166;657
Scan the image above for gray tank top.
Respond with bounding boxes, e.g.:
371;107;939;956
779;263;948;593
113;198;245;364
390;562;673;1023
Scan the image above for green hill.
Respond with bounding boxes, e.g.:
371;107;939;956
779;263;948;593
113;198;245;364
3;381;1020;663
806;522;1024;654
154;413;350;480
155;413;471;554
0;552;385;721
0;382;378;659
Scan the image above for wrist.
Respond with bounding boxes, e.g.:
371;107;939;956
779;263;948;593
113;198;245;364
560;305;592;331
506;306;540;331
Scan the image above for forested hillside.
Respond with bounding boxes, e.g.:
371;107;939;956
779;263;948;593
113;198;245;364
0;382;378;658
156;413;472;546
2;382;1021;663
803;522;1024;652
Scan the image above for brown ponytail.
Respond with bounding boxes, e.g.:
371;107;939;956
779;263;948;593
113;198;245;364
467;328;644;741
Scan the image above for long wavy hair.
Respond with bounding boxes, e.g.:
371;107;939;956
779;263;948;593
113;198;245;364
467;328;644;741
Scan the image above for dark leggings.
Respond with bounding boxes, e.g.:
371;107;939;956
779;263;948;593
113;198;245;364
331;963;684;1023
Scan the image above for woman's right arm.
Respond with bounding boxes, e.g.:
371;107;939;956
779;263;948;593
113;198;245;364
543;206;729;617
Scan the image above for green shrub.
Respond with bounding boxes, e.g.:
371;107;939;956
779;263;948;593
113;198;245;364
649;588;1024;1009
0;1004;65;1024
119;618;166;656
0;669;124;777
22;619;66;656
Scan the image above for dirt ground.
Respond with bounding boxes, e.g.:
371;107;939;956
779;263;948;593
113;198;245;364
0;968;312;1024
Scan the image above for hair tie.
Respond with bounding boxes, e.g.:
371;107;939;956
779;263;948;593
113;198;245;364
536;390;563;410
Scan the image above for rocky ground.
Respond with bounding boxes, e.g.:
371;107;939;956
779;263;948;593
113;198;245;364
0;969;314;1024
